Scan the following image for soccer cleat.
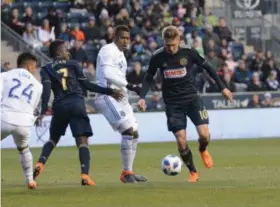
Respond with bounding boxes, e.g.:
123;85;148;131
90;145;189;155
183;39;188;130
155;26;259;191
81;174;96;186
134;174;148;182
27;180;37;189
33;162;44;180
120;170;137;183
200;149;213;168
187;172;199;183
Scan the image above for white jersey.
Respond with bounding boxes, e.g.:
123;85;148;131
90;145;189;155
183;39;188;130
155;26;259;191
96;42;128;94
1;69;43;126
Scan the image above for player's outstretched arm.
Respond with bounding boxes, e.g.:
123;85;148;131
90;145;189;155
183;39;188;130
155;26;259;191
79;79;123;101
192;49;233;101
103;65;141;95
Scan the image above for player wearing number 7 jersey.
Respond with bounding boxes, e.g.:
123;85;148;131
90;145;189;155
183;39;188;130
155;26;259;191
1;52;42;189
33;40;123;186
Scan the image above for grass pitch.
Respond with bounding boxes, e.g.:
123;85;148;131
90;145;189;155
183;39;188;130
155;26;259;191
2;138;280;207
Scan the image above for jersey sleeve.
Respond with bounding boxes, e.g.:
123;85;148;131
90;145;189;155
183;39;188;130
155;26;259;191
191;48;207;66
98;51;128;87
40;68;51;115
71;60;87;81
191;48;225;91
139;55;159;99
71;60;114;95
40;67;51;83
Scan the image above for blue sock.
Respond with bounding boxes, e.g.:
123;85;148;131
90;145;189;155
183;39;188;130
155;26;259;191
38;141;55;164
79;146;90;175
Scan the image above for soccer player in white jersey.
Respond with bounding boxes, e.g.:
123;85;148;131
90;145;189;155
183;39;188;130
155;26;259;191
1;52;43;189
95;25;147;183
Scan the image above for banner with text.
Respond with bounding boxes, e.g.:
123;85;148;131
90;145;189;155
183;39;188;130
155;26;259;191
1;109;280;149
231;0;263;19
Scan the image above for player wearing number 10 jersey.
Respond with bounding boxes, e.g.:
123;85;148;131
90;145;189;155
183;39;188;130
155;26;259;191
138;26;233;182
1;52;42;189
33;40;123;186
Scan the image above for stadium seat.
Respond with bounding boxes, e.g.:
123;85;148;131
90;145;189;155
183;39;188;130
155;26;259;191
230;42;244;61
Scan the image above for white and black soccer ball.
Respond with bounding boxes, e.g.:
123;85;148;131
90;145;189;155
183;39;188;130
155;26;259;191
161;155;183;176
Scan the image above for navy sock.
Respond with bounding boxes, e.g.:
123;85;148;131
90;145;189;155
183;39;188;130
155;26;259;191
179;145;197;173
38;141;55;165
198;137;209;152
79;146;90;175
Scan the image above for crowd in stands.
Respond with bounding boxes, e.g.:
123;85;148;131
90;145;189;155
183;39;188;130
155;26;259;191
1;0;280;96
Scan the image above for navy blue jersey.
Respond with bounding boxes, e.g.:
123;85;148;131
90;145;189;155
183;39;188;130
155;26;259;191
41;59;85;102
40;59;113;115
141;45;225;105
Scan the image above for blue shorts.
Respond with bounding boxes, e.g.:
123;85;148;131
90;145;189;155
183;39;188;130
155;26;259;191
50;96;93;138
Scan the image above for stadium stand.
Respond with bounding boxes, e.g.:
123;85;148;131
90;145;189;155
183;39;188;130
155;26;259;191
1;0;280;111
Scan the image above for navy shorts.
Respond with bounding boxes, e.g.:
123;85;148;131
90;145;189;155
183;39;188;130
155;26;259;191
50;96;93;138
165;96;209;133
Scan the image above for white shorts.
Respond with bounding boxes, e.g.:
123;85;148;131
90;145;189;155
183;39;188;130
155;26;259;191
94;95;137;133
1;121;31;148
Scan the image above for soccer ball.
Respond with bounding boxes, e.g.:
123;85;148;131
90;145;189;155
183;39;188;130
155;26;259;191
161;155;183;176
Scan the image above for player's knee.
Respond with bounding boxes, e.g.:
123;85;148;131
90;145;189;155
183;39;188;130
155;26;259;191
17;145;28;152
133;130;139;139
121;127;134;136
197;125;210;141
198;130;210;142
76;136;89;147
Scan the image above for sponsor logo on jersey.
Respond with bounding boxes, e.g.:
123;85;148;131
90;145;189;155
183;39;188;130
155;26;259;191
163;68;187;79
179;58;188;66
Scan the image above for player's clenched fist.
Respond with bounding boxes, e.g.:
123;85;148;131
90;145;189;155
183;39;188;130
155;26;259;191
137;99;146;112
221;88;233;101
111;89;124;101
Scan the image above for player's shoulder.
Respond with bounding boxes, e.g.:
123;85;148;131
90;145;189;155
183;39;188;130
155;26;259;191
99;43;117;56
65;59;79;67
179;44;193;51
151;47;165;60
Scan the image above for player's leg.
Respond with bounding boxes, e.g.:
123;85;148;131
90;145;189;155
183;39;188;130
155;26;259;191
11;124;37;189
121;101;147;182
188;97;213;168
34;109;69;179
94;96;139;183
165;104;199;182
69;98;95;186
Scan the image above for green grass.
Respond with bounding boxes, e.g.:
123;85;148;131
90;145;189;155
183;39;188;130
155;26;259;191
2;138;280;207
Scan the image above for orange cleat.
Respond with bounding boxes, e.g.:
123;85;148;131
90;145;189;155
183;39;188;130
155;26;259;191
27;180;37;189
188;172;199;183
33;162;44;180
81;174;96;186
200;150;213;168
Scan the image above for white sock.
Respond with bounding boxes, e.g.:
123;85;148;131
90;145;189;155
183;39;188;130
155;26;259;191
19;148;33;182
121;135;133;171
131;138;138;166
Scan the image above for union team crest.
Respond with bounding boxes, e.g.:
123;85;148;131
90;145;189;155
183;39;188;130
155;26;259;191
179;58;188;66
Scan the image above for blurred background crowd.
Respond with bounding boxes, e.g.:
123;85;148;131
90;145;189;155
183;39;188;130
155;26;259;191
1;0;280;112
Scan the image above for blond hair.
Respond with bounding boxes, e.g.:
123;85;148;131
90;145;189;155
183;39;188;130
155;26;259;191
162;26;180;39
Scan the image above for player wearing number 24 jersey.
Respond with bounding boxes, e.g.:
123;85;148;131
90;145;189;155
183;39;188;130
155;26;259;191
1;52;42;189
33;40;123;186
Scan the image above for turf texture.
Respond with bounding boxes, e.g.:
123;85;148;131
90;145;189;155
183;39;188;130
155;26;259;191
1;138;280;207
